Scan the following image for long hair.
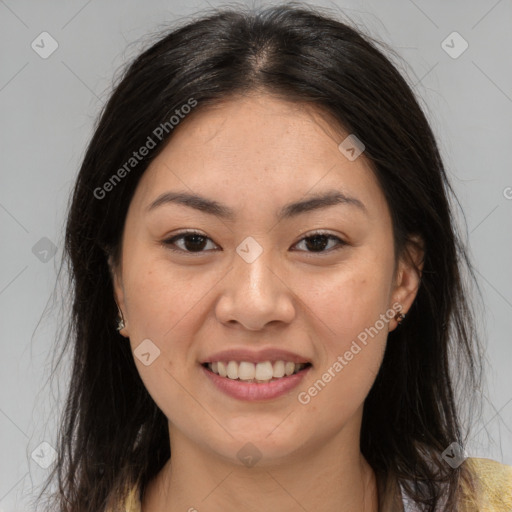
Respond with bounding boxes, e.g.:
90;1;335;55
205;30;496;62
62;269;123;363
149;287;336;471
41;3;484;511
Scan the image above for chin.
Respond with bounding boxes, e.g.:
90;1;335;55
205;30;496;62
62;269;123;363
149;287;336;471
208;427;309;467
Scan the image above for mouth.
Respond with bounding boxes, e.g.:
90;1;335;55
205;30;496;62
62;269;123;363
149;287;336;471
201;360;313;384
201;359;313;401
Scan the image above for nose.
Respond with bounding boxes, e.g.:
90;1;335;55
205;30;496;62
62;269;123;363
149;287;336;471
214;244;296;331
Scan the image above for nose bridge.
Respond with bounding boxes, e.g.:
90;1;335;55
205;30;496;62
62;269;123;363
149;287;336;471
234;236;275;298
215;236;295;329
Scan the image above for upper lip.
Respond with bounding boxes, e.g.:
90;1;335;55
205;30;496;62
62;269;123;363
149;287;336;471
201;348;312;365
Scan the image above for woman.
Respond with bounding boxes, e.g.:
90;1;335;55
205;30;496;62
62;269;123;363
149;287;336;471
43;3;512;511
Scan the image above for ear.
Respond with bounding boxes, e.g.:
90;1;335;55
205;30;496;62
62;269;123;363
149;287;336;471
108;253;129;337
389;235;424;331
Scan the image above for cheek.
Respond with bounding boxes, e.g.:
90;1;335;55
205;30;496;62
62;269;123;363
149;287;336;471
294;252;393;413
123;252;196;340
121;256;204;420
299;249;394;344
125;269;171;337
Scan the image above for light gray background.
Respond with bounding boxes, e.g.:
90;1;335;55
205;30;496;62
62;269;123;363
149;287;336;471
1;0;511;510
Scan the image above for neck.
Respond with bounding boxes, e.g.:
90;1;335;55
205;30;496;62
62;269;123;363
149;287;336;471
142;419;379;512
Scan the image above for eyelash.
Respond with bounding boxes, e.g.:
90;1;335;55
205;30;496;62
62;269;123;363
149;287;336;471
162;230;347;255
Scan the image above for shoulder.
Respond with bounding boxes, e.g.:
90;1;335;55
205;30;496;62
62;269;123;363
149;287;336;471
459;457;512;511
114;460;512;512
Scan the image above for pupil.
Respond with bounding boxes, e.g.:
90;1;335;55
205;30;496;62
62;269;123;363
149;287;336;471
306;235;328;252
185;234;207;251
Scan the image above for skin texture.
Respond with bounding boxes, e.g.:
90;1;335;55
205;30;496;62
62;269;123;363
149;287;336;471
111;93;423;512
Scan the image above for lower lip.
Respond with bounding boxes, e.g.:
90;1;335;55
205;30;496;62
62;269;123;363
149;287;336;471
201;364;312;401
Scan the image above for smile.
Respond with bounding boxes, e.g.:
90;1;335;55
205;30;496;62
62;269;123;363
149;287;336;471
201;361;312;401
203;360;311;383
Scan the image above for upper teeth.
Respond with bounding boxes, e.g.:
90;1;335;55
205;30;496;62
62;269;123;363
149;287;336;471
207;360;308;382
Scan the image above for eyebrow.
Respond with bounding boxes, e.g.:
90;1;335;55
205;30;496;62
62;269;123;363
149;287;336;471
146;189;367;221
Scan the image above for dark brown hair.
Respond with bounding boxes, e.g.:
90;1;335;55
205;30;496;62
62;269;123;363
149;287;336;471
41;3;483;511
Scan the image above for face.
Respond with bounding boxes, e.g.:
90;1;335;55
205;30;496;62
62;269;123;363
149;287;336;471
111;93;422;466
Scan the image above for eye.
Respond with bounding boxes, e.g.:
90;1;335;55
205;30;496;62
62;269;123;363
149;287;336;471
163;229;347;255
162;231;219;253
292;231;347;254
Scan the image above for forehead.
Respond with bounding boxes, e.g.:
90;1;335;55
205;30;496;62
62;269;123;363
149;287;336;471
128;93;388;221
162;93;346;170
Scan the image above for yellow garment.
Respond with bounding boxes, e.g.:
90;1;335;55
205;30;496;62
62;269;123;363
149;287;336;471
459;457;512;512
119;457;512;511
